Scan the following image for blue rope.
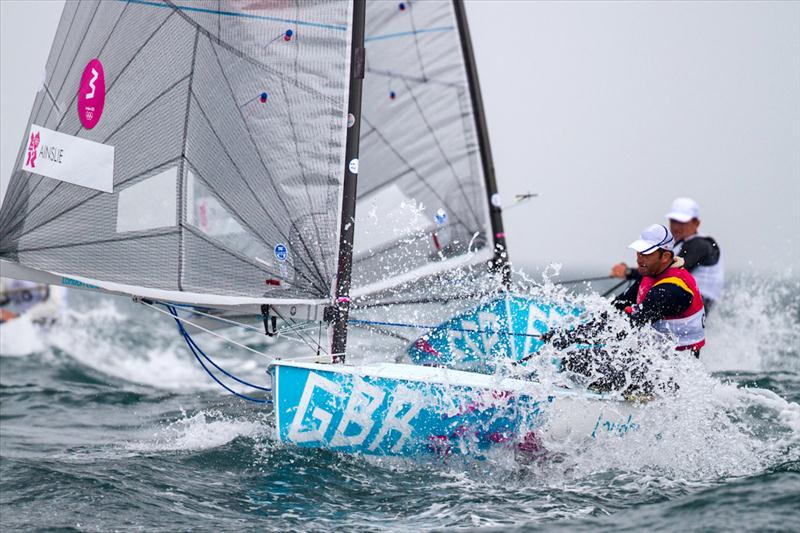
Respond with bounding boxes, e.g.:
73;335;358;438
348;319;543;339
166;305;272;404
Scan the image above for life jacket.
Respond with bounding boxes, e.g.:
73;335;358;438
674;235;724;302
637;264;705;351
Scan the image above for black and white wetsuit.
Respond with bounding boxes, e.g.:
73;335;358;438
674;235;724;309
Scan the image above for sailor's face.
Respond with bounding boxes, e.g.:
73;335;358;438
669;218;700;242
636;250;670;277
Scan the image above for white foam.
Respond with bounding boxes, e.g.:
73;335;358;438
703;272;800;372
128;409;266;452
45;297;273;392
0;315;46;356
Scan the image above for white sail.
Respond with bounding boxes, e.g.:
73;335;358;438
353;0;500;298
1;0;354;307
1;0;506;314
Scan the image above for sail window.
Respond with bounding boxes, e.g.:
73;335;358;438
116;166;177;233
185;170;271;263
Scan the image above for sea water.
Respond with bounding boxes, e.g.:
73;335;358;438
1;273;798;531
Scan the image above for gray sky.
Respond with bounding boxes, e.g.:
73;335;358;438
2;1;798;275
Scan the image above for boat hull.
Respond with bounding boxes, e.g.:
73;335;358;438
269;360;638;457
407;295;581;371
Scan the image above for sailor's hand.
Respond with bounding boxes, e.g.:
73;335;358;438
610;263;628;279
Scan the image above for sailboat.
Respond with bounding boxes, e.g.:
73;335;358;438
0;0;637;456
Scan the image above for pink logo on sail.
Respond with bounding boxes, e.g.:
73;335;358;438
26;131;40;168
77;58;105;129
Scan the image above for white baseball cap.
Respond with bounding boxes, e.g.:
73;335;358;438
665;197;700;223
629;224;674;255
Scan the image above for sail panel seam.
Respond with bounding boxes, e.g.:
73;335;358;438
6;75;192;237
206;39;332;289
126;0;348;31
187;93;329;291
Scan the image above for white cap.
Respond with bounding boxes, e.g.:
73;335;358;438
665;197;700;223
629;224;674;255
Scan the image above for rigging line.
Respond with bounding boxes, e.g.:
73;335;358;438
353;291;497;309
270;305;329;356
360;118;466;230
166;306;264;335
167;306;272;404
42;0;102;128
348;318;542;338
159;304;311;339
169;307;272;392
400;77;481;227
141;299;275;359
349;322;414;343
270;306;329;355
406;1;429;82
207;41;329;290
602;279;631;298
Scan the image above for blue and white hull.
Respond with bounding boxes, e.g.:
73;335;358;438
407;294;581;372
269;360;638;457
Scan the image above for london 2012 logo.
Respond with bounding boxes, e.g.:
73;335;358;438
26;131;40;168
77;58;105;129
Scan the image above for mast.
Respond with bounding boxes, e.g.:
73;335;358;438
452;0;511;288
331;0;366;363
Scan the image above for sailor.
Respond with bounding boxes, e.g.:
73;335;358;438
611;198;724;311
542;225;705;395
550;224;706;355
611;224;706;355
0;278;62;324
